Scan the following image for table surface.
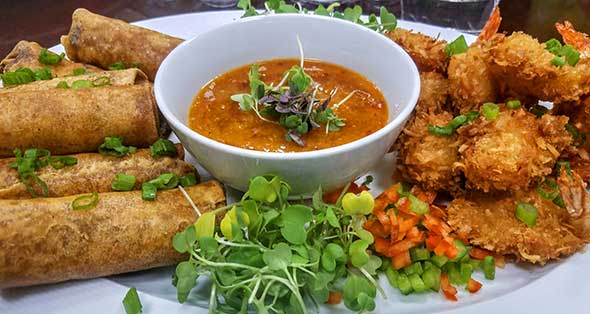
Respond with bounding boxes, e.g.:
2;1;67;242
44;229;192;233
0;0;589;57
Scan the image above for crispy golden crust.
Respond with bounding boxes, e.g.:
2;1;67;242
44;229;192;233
447;41;498;113
397;111;462;192
415;71;449;115
0;181;225;288
61;8;183;81
0;145;195;199
0;84;160;157
489;32;590;103
447;191;586;264
0;68;148;93
455;109;571;192
0;40;100;76
386;28;449;73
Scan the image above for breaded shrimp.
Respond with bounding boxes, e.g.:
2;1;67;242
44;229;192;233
397;111;462;193
447;7;502;113
415;71;449;114
489;32;590;103
385;28;449;73
447;189;586;264
455;108;572;192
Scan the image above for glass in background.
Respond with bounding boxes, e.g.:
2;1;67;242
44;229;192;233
401;0;500;34
201;0;239;8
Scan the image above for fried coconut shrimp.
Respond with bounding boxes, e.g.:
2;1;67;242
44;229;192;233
447;7;501;113
386;28;449;73
415;71;449;114
397;111;462;192
489;32;590;103
455;108;572;192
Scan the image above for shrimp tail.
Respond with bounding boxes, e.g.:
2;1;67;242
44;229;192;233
478;6;502;42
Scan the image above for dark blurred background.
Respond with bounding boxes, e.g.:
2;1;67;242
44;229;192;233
0;0;589;56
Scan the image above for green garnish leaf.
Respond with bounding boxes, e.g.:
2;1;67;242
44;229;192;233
180;173;198;187
444;35;469;56
0;67;53;86
343;274;377;312
343;5;362;23
49;156;77;169
72;192;99;210
109;61;127;70
122;287;142;314
72;68;89;76
71;79;93;89
175;261;199;303
287;66;312;95
551;56;566;67
148;173;180;190
141;183;157;201
195;212;216;240
98;136;137;157
248;176;278;203
314;4;329;16
280;205;312;244
349;239;370;267
111;173;136;191
230;93;255;111
379;6;397;31
38;48;65;65
263;242;293;270
150;138;177;157
56;81;69;89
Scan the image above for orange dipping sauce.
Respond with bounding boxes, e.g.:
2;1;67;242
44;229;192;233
188;58;388;152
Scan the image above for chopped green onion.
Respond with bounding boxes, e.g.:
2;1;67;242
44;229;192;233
556;160;572;177
407;194;429;214
551;56;566;67
38;48;65;65
21;172;49;197
49;156;78;169
565;123;586;146
481;102;500;120
397;273;413;295
72;192;99;210
431;255;448;268
465;110;480;122
561;45;580;66
446;263;464;285
141;183;157;201
71;79;93;89
56;81;69;89
483;256;495;280
469;259;482;270
451;239;470;262
460;263;474;284
98;136;137;157
506;99;521;109
545;38;562;54
112;173;136;191
536;178;559;200
385;268;399;288
530;105;548;118
0;67;53;86
515;202;539;227
33;67;53;80
72;68;89;76
408;273;427;293
410;248;431;262
122;287;142;314
404;262;424;276
447;115;467;129
179;173;198;187
427;125;454;137
553;195;566;208
92;76;111;87
109;61;127;70
444;35;469;56
150;138;177;158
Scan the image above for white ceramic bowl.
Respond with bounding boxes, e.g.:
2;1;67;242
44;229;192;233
155;14;420;195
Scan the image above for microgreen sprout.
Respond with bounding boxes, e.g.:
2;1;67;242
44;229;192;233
169;176;385;313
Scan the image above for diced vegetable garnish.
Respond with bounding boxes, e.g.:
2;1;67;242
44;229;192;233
483;256;496;280
515;202;539;227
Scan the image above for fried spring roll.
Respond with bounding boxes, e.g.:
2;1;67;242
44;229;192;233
61;8;183;81
0;40;100;76
0;181;225;288
0;68;148;93
0;84;160;157
0;145;195;199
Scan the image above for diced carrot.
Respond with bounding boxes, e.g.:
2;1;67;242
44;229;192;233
417;190;437;204
399;216;419;234
405;226;425;243
389;208;399;243
374;236;389;255
325;291;343;304
388;239;416;257
392;251;412;270
396;197;414;215
429;205;447;219
373;197;388;213
445;244;460;259
426;235;442;251
434;239;452;256
441;273;458;301
467;278;483;294
456;231;470;244
364;219;388;238
469;247;492;260
381;183;401;203
373;207;391;228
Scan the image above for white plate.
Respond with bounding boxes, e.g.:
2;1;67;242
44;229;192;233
1;10;588;314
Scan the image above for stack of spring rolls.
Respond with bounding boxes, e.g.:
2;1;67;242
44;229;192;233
0;9;225;288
